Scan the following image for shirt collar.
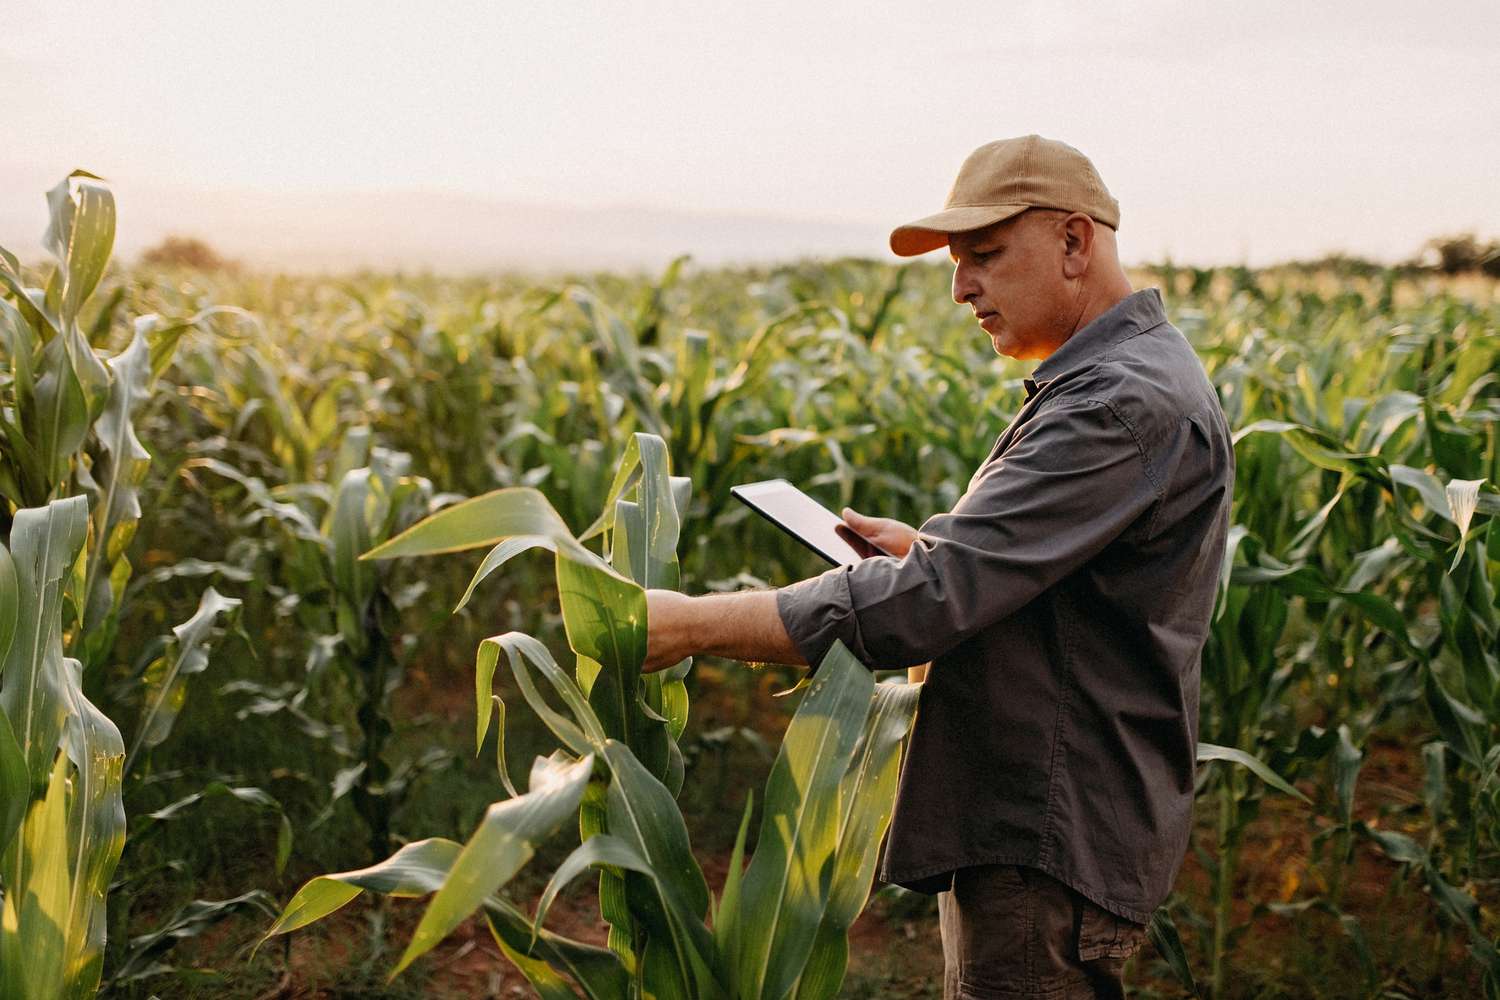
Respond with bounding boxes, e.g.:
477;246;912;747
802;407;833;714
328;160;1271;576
1024;287;1168;399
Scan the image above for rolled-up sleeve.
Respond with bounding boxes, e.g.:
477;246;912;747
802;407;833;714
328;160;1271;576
776;398;1163;671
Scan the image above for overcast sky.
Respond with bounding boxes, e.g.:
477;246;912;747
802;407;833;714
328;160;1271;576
4;1;1497;270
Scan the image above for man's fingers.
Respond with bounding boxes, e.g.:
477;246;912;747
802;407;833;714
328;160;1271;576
835;522;877;557
843;507;887;535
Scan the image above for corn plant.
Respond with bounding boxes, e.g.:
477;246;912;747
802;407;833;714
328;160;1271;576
191;429;438;859
1181;308;1500;994
263;432;920;998
0;173;237;683
0;172;252;999
0;497;124;999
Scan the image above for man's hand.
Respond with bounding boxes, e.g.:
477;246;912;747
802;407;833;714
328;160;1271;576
836;507;919;559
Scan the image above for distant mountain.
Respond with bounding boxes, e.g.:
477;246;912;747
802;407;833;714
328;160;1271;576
0;173;891;274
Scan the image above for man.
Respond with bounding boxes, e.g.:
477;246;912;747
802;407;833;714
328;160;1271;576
643;135;1234;999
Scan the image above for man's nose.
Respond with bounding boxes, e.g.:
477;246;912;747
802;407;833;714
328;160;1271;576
952;264;977;305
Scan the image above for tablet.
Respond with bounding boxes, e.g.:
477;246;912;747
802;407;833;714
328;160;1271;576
730;479;892;566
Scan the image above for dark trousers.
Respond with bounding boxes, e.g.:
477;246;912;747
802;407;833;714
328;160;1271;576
938;864;1147;999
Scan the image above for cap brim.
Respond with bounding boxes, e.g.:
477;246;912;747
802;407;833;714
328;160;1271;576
889;204;1031;257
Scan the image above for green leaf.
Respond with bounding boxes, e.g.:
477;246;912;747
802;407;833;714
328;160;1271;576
0;544;17;667
110;892;277;987
490;696;519;799
609;434;681;590
1332;725;1363;828
394;752;595;976
0;497;90;791
0;248;57;342
31;331;92;492
490;931;585;1000
0;708;27;856
1423;670;1485;767
1196;742;1310;802
329;467;379;621
56;656;127;998
368;483;659;762
454;535;558;613
1389;465;1455;523
728;641;875;999
579;433;646;543
483;898;629;1000
533;834;660;944
1146;907;1199;997
713;791;754;941
76;328;154;666
594;740;723;997
263;838;464;942
127;587;242;772
363;485;611;573
600;742;711;922
138;782;293;876
1356;822;1482;934
794;680;920;999
1234;419;1381;478
477;632;606;758
0;753;72;1000
42;172;115;330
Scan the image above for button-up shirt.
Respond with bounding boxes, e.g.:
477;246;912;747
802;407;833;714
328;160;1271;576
775;287;1233;924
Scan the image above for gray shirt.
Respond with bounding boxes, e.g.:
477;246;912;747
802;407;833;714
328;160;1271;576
775;287;1233;924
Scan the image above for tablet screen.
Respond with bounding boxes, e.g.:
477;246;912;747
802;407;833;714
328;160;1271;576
730;479;890;566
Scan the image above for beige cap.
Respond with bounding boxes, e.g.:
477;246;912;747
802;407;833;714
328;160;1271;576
890;135;1120;257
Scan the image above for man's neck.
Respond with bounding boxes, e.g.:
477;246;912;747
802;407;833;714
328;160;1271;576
1031;276;1135;362
1069;276;1135;339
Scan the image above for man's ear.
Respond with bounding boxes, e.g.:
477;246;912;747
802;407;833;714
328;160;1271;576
1060;213;1094;279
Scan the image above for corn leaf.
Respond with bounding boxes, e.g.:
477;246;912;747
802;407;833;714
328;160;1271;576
1196;742;1309;802
43;172;115;331
0;497;90;791
0;708;26;856
598;740;723;998
477;632;605;757
0;543;17;666
793;680;921;999
483;897;629;1000
393;752;594;975
0;754;71;1000
454;535;557;613
727;640;875;999
75;327;154;670
127;587;242;771
263;837;464;941
56;660;126;998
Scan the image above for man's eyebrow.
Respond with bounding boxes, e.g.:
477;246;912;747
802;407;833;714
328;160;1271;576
952;237;1004;261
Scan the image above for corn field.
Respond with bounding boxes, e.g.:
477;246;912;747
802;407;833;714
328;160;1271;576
1;174;1498;998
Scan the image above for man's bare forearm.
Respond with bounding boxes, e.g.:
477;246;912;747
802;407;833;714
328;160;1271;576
643;589;806;671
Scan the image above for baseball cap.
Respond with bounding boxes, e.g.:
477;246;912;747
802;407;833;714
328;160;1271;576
889;135;1120;257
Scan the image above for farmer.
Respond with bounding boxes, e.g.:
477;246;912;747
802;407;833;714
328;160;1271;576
642;135;1234;999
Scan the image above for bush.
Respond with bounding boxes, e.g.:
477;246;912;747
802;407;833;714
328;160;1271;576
1424;232;1500;276
140;235;236;271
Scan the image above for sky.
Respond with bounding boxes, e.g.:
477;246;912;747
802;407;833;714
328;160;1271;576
4;1;1497;271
